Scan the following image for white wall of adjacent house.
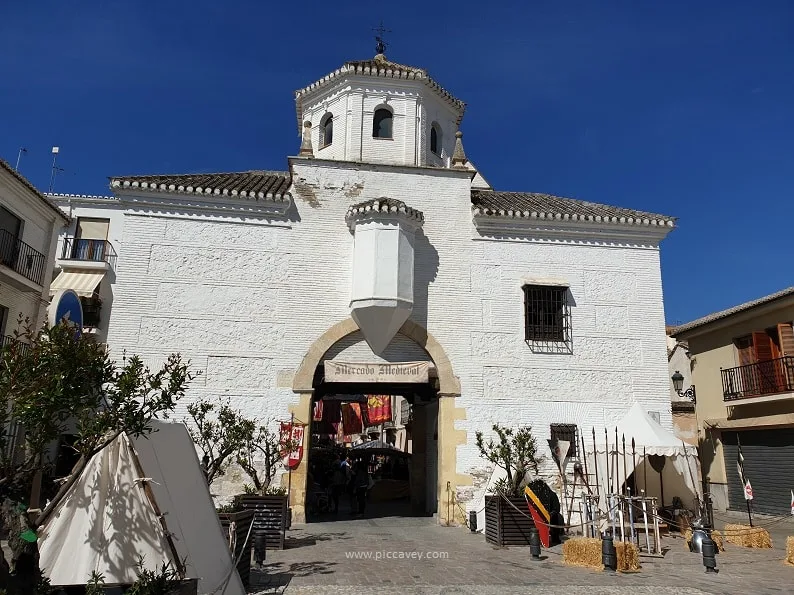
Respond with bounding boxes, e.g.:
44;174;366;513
50;196;125;344
70;156;672;506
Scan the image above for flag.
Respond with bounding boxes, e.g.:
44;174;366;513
341;403;363;435
744;479;753;501
547;438;570;472
790;490;793;515
312;400;324;422
365;395;392;425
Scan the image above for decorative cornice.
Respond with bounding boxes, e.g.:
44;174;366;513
48;193;117;202
345;198;424;231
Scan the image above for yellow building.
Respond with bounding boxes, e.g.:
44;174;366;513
672;287;794;515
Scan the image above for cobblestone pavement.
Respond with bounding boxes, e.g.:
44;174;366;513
249;511;794;595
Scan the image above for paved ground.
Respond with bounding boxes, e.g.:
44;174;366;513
249;510;794;595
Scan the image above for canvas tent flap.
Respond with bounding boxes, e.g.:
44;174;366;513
38;435;177;586
131;421;245;595
593;401;696;457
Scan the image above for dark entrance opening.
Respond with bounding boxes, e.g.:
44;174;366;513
305;365;439;522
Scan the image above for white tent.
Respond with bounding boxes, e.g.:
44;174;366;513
586;401;701;514
38;421;245;595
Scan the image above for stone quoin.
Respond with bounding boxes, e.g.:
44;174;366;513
48;46;676;526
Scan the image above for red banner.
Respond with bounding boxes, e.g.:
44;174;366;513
280;422;305;469
365;395;392;425
312;400;324;422
341;403;363;435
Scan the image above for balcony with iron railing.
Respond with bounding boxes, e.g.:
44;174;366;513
1;334;31;354
722;356;794;403
0;228;46;286
59;237;117;269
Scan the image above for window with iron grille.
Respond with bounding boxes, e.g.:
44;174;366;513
523;284;571;347
550;423;578;458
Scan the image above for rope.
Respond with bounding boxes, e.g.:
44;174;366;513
207;513;255;595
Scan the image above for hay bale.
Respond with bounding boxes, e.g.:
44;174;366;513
785;536;794;566
562;537;602;570
723;523;772;549
683;528;724;552
615;541;641;572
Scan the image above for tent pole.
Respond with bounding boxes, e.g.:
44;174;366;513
128;435;186;577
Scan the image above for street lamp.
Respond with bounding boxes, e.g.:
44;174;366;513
672;370;696;403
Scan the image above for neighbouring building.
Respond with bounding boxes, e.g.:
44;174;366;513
1;158;70;464
671;287;794;514
0;159;69;339
667;329;697;445
48;47;677;524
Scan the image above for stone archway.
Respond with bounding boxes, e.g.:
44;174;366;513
287;317;470;524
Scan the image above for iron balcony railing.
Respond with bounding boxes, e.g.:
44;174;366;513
1;335;30;354
0;228;46;286
722;356;794;401
60;237;117;268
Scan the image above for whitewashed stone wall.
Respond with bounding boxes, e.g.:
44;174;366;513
61;156;674;508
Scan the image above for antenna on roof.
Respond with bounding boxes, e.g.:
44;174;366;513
373;21;391;56
48;146;62;194
15;148;27;172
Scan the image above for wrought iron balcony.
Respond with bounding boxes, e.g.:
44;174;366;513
1;335;30;354
722;356;794;401
60;237;117;268
0;228;46;285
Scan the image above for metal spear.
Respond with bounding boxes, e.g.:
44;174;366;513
592;427;600;500
622;433;628;497
580;432;591;494
615;427;620;495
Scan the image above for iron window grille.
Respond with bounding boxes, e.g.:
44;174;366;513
523;284;572;353
550;423;578;458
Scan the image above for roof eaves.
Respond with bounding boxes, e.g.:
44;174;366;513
0;159;71;223
671;287;794;337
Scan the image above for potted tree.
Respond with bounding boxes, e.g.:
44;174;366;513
476;424;543;547
235;421;296;551
186;400;256;584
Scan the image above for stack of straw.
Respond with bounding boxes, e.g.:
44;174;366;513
785;536;794;566
615;541;641;572
683;528;724;552
562;537;602;570
723;523;772;548
561;537;641;572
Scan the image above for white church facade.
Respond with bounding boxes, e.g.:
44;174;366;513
48;50;676;524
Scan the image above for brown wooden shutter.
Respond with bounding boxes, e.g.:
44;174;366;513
752;331;774;361
778;323;794;356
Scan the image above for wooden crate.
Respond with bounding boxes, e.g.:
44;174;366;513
237;494;288;550
218;509;254;586
484;495;535;547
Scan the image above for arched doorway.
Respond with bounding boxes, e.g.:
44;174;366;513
288;318;469;524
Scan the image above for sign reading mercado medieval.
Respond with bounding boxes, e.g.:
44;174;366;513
324;361;430;384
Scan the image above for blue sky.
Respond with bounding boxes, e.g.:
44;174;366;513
1;1;792;325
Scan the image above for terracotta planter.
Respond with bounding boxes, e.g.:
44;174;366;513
218;509;254;586
236;494;288;550
484;495;536;547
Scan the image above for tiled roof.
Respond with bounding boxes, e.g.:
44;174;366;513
49;193;117;202
0;159;70;222
110;170;291;201
294;54;465;133
471;190;676;227
345;197;424;229
671;287;794;336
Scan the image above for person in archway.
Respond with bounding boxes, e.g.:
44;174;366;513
330;455;347;514
352;459;370;517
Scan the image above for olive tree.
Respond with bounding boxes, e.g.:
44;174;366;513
475;423;544;497
0;318;193;594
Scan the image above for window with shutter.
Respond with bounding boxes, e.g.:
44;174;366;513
777;323;794;356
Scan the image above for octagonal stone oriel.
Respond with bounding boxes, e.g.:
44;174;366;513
345;198;424;355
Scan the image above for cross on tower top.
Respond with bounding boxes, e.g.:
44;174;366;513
373;21;391;55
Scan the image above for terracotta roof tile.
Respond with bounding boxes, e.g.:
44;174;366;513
671;287;794;336
110;170;291;200
471;190;676;226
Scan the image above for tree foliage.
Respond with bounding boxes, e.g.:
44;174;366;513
186;398;297;494
0;318;194;594
475;424;544;497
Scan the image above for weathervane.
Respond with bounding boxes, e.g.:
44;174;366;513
373;21;391;55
